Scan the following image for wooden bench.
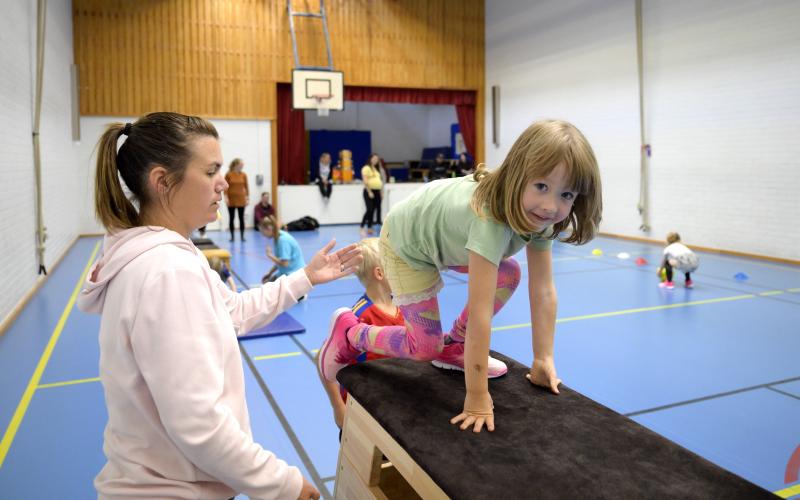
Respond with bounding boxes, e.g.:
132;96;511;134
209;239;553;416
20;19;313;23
335;352;773;499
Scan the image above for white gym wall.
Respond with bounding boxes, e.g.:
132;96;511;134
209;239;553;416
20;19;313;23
486;0;800;260
1;0;81;327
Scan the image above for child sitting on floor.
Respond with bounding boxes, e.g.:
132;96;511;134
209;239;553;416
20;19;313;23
658;232;699;289
260;215;306;284
315;238;403;429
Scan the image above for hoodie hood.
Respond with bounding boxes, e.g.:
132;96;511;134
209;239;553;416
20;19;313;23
77;226;197;314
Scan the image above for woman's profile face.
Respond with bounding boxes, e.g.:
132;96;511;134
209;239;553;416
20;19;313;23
166;136;226;233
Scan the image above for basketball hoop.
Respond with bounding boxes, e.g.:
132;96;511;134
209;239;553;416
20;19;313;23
312;94;332;117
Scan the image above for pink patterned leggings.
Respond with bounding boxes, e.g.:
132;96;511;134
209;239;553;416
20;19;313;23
346;257;521;359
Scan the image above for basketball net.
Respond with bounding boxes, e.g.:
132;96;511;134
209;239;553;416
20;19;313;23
313;94;331;117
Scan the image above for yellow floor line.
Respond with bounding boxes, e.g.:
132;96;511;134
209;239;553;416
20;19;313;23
788;288;800;293
253;351;302;361
775;483;800;498
0;241;100;468
252;348;319;362
256;293;762;356
492;293;756;332
37;376;101;389
759;290;784;296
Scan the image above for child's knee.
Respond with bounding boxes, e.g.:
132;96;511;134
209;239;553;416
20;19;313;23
499;258;522;287
412;335;444;360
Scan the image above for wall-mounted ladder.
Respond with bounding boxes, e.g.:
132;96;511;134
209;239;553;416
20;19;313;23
287;0;334;70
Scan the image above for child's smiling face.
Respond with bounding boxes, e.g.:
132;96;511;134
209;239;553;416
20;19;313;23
520;162;577;230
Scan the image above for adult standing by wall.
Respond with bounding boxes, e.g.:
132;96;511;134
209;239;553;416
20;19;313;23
360;153;383;236
377;157;389;224
224;158;248;242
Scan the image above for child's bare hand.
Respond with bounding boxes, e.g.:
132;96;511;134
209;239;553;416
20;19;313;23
297;477;320;499
527;358;561;394
451;391;494;433
304;239;363;285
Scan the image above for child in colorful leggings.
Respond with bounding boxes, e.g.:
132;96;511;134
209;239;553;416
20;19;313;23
319;120;603;433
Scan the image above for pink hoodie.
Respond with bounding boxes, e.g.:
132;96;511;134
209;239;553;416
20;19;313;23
77;227;312;499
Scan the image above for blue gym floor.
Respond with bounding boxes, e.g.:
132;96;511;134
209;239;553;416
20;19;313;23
1;226;798;499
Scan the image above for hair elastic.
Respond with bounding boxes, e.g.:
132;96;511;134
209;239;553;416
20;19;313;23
121;123;132;136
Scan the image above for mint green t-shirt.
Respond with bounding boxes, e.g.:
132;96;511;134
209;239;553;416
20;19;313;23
386;176;553;270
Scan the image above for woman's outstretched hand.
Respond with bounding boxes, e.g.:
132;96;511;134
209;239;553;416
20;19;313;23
304;239;363;285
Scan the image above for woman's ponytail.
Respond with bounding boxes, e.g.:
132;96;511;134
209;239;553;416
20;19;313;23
95;123;140;231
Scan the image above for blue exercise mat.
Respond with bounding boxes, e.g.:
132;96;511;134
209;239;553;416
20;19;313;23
238;312;306;340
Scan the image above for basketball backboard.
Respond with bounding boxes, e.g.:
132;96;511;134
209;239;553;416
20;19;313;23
292;69;344;112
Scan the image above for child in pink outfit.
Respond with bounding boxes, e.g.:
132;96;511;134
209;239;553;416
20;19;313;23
319;120;603;434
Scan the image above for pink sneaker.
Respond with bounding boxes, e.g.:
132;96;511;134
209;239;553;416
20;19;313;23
658;281;675;290
431;338;508;378
318;308;361;382
685;279;694;288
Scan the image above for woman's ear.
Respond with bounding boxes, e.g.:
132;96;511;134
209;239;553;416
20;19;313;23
148;166;169;195
373;266;384;280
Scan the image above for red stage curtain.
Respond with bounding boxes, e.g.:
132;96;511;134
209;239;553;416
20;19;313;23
277;83;306;185
345;86;476;157
344;87;475;106
455;104;476;160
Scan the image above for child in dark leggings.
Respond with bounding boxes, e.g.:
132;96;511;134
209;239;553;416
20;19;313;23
658;232;699;289
360;153;383;235
224;158;248;242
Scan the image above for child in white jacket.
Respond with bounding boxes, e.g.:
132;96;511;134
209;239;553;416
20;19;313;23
658;232;699;289
78;112;361;500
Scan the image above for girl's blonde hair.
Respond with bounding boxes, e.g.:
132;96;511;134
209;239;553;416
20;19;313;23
94;112;218;231
666;232;681;244
471;119;602;245
259;215;281;245
354;238;381;287
208;256;225;273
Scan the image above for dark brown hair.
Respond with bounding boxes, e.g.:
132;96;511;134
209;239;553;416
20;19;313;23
94;112;218;231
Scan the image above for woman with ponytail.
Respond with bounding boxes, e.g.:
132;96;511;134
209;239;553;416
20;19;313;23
78;112;362;500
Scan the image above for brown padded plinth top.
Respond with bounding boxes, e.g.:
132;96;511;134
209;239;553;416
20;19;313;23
337;352;775;499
